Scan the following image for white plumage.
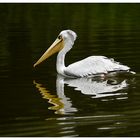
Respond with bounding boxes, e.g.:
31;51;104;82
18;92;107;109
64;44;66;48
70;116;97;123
65;56;129;77
34;29;133;77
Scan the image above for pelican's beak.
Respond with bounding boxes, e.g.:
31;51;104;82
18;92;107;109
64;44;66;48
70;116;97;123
34;38;63;67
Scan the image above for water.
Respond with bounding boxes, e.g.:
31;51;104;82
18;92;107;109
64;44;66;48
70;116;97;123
0;3;140;137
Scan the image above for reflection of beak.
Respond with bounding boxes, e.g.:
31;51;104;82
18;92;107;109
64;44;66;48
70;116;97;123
34;38;63;67
33;80;64;114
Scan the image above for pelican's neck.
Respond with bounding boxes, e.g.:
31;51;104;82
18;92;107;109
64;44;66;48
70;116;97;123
56;41;73;76
57;50;66;75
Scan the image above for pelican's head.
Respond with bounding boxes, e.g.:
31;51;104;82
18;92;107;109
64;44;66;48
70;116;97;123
59;30;77;44
33;30;77;67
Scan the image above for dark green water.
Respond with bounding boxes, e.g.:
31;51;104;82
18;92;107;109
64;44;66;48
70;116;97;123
0;3;140;137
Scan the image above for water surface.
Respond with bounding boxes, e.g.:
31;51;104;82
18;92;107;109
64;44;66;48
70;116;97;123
0;3;140;137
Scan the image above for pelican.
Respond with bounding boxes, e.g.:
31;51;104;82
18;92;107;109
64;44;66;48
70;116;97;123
34;30;134;77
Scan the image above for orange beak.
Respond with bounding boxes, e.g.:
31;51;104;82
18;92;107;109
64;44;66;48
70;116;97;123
34;38;64;67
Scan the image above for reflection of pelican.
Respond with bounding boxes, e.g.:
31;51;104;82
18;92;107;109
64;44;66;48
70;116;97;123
33;79;77;115
33;75;129;114
34;30;134;77
59;75;128;99
33;80;64;114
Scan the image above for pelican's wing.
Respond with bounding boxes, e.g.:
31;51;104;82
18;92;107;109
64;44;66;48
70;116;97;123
64;56;130;77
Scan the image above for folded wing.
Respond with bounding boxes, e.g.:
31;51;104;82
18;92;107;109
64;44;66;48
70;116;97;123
64;56;130;77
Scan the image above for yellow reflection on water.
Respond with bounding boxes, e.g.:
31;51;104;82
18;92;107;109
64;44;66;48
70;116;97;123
33;80;64;114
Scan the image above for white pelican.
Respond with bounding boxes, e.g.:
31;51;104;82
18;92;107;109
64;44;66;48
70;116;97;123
34;30;134;77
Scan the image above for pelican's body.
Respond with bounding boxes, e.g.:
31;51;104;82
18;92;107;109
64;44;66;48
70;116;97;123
34;30;134;77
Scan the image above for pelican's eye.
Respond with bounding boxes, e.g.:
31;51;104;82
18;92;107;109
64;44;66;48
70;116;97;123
58;35;62;40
